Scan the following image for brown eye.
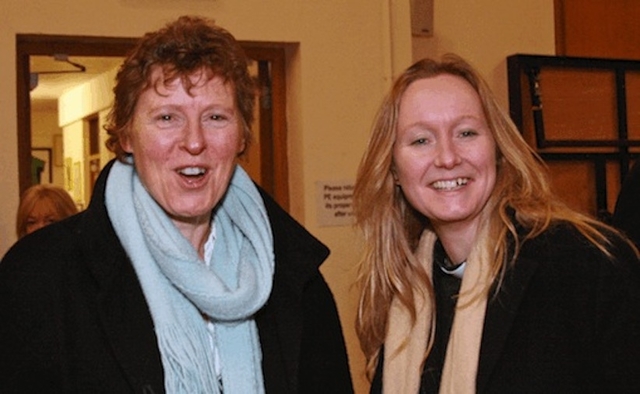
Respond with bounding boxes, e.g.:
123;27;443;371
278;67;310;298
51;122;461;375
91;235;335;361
157;114;175;122
460;130;477;137
204;112;232;129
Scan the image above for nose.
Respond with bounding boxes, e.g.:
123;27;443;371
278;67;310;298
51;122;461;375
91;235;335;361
434;138;461;168
181;120;207;155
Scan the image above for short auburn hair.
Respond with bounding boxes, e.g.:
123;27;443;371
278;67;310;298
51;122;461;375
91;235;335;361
105;15;256;161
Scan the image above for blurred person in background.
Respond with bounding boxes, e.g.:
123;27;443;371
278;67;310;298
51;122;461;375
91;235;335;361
15;184;78;238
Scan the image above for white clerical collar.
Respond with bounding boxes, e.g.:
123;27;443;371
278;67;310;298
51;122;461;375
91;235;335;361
439;261;466;279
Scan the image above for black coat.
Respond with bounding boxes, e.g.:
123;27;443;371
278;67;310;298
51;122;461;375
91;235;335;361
0;162;354;394
613;160;640;249
371;223;640;393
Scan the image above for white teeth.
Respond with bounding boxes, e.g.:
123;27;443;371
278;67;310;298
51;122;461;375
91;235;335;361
432;178;468;190
180;167;206;176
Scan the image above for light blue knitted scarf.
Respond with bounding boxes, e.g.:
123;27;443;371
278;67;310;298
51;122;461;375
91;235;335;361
105;160;274;394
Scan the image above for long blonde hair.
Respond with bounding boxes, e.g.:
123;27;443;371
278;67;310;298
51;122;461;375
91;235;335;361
353;54;623;378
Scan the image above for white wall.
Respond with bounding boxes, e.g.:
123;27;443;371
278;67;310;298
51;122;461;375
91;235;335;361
0;1;555;392
58;68;118;129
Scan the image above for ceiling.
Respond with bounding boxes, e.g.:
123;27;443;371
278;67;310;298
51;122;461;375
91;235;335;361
29;55;124;110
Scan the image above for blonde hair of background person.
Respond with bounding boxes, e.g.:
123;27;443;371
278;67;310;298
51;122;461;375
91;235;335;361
353;54;640;389
16;184;78;238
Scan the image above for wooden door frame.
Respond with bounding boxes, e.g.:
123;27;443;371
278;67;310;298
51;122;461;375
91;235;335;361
243;43;289;209
16;34;289;209
553;0;566;55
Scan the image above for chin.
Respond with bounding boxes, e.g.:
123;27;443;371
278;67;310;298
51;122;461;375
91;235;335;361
166;203;214;221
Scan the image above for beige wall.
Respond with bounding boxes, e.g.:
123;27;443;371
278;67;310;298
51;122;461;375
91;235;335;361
0;1;555;392
412;0;556;108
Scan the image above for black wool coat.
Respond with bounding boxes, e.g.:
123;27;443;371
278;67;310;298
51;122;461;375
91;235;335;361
613;159;640;249
371;223;640;393
0;161;354;394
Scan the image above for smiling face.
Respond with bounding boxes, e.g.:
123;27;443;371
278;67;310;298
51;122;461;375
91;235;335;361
393;74;497;237
122;67;245;229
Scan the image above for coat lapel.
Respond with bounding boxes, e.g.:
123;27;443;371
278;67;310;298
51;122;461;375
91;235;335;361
255;187;330;394
81;161;165;392
476;254;539;392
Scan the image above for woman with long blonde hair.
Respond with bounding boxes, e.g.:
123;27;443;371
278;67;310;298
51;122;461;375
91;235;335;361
354;54;640;393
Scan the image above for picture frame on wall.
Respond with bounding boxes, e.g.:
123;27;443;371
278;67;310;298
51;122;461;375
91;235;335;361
31;147;52;184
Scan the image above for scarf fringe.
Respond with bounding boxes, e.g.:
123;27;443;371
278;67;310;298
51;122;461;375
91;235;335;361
156;324;220;394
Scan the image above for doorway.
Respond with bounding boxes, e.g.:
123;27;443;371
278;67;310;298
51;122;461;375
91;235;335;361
17;34;290;209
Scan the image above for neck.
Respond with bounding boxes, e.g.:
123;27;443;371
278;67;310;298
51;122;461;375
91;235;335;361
172;216;212;258
433;221;479;265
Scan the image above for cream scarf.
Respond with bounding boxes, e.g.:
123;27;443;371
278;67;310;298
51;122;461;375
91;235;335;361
383;227;492;393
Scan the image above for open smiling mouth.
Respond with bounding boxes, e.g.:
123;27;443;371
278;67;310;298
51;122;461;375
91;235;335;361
431;177;469;190
179;167;207;178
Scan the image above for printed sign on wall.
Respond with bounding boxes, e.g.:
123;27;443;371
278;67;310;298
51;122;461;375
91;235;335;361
316;180;355;227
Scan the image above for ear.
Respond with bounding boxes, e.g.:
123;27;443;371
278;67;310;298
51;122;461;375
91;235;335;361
390;165;400;185
120;133;133;154
237;137;247;155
